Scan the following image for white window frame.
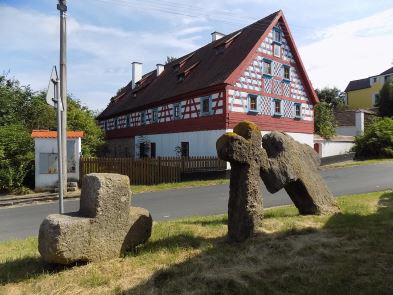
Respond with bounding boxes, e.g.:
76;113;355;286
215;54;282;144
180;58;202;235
140;111;146;125
152;108;158;123
248;94;259;113
283;65;291;81
372;93;380;107
274;44;281;58
262;59;272;76
200;96;212;116
173;103;181;119
273;99;282;116
294;103;302;119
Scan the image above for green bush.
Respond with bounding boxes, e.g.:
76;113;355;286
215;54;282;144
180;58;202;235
0;124;34;192
314;102;336;139
353;117;393;159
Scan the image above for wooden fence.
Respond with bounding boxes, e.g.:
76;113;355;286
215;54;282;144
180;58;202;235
79;156;227;185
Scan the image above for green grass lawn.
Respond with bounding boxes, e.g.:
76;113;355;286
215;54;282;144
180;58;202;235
1;191;393;295
322;158;393;169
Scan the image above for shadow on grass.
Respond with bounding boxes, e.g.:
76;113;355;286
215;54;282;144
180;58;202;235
0;256;86;285
120;193;393;295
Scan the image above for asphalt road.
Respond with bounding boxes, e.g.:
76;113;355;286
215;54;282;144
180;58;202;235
1;163;392;241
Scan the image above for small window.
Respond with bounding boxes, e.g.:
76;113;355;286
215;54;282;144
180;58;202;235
373;94;381;107
139;142;147;158
273;28;282;43
294;103;302;118
274;44;281;58
114;117;119;129
173;103;181;119
126;115;130;127
248;95;258;112
373;77;377;83
283;66;290;80
140;111;146;125
181;142;189;158
201;96;211;115
150;142;156;158
177;73;185;82
274;99;282;116
263;60;272;76
152;108;158;123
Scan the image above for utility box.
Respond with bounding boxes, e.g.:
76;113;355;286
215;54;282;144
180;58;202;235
31;130;84;191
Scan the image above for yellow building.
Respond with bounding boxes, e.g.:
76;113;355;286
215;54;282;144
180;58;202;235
345;66;393;109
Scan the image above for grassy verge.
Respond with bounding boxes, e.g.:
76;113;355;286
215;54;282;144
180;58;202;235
1;191;393;294
130;178;228;194
322;158;393;169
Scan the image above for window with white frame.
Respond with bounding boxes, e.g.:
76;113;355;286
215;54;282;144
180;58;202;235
152;108;158;123
274;44;281;58
262;59;272;76
294;103;302;118
273;28;282;43
173;103;181;119
248;94;258;112
273;99;282;116
140;111;146;125
373;93;381;107
283;65;291;80
201;96;211;115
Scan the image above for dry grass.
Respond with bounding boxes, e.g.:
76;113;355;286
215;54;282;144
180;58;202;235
130;178;228;194
1;191;393;295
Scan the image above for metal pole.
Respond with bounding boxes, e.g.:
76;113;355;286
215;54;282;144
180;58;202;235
58;0;68;204
55;79;64;214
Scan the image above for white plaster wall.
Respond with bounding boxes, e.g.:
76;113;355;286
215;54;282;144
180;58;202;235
314;141;354;158
336;126;358;136
134;130;227;158
34;138;82;190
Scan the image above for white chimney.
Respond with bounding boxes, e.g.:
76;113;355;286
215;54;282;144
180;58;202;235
156;64;164;75
132;62;142;89
211;31;225;42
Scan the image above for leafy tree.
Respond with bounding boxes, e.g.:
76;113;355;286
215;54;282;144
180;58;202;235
314;102;336;139
0;124;34;192
315;87;345;109
67;98;104;156
165;56;177;64
353;117;393;158
378;82;393;117
0;74;104;191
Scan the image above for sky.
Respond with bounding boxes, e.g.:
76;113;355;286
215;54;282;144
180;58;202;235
1;0;392;112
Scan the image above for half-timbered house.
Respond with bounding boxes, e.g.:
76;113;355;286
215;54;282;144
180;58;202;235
97;10;318;158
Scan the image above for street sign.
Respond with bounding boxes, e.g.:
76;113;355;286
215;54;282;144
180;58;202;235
46;66;63;111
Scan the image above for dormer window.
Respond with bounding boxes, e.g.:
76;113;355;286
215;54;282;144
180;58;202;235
177;73;185;82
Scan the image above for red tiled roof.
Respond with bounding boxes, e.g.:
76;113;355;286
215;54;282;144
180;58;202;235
98;10;318;120
31;130;85;138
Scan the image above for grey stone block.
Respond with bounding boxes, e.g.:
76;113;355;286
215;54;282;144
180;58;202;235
38;173;152;264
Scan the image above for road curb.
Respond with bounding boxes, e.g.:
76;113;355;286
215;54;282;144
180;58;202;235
0;193;80;208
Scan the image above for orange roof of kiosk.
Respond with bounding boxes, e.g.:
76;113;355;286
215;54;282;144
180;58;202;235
31;130;85;139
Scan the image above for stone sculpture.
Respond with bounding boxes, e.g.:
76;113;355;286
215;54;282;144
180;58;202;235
217;121;339;242
261;131;339;215
38;173;152;264
216;121;269;242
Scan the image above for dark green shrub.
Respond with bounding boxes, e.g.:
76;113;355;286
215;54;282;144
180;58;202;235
0;124;34;192
314;102;336;139
353;117;393;159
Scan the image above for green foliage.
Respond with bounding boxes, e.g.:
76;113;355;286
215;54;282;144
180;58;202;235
67;99;104;156
315;87;346;109
378;82;393;117
0;124;34;192
0;74;103;191
314;102;336;139
165;56;177;64
354;117;393;159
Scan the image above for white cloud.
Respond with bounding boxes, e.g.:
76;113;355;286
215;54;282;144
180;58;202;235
299;9;393;90
0;5;206;110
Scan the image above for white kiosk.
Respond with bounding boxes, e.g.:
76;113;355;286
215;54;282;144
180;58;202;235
32;130;84;191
